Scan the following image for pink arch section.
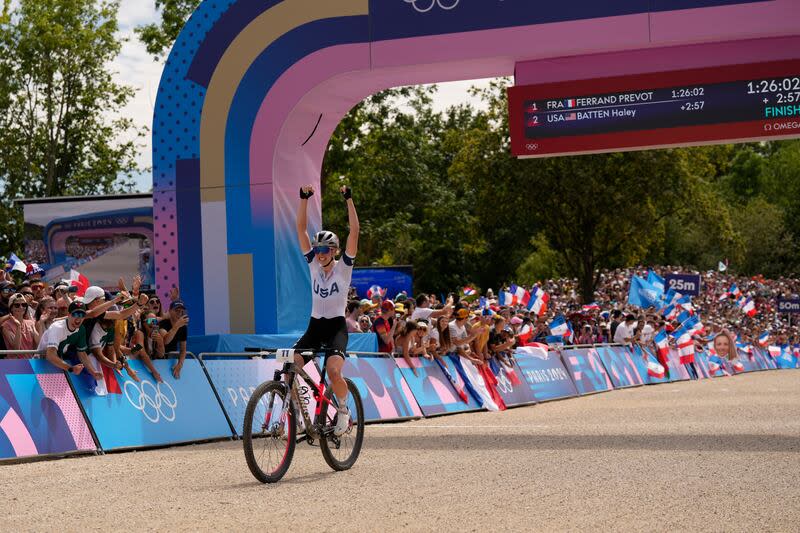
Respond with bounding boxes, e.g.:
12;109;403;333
0;408;38;457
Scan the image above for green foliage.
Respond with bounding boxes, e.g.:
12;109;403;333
516;233;564;284
0;0;142;253
135;0;199;60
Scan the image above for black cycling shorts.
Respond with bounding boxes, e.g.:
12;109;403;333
293;316;348;364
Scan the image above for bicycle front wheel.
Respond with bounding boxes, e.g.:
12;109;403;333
243;380;296;483
319;377;364;471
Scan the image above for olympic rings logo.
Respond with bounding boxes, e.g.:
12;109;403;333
495;368;513;394
124;379;178;423
404;0;461;13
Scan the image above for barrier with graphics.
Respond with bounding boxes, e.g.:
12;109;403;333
344;357;423;422
0;360;96;461
594;346;646;389
560;348;614;395
666;348;692;381
513;348;578;402
70;359;231;450
396;357;483;416
486;358;538;407
692;351;713;379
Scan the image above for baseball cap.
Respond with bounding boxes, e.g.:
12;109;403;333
0;281;14;291
456;308;470;319
395;292;408;303
170;299;186;310
381;300;395;312
68;301;86;314
359;298;376;310
82;286;105;305
395;303;406;314
510;316;523;325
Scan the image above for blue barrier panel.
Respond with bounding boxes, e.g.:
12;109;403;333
202;358;278;437
637;346;671;384
0;360;96;460
187;333;378;355
513;348;577;402
666;349;692;382
594;346;646;388
396;357;482;416
774;346;798;369
70;359;231;450
344;357;423;422
736;349;760;373
560;348;614;395
692;351;712;379
754;347;777;370
487;358;538;407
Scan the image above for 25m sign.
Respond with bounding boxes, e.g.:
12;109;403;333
665;274;701;296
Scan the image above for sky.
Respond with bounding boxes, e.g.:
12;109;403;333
112;1;490;192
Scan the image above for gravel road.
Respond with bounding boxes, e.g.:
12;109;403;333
3;371;798;532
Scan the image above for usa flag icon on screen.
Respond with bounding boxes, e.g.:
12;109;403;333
565;113;577;121
565;99;577;108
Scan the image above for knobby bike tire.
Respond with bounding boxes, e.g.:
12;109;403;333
319;378;365;471
243;380;296;483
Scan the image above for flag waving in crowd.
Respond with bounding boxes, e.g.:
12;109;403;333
527;286;549;316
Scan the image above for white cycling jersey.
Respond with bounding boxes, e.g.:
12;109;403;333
304;248;355;319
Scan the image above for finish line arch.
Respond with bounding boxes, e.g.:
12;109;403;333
152;0;799;335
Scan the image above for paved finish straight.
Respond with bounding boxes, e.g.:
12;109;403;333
3;371;799;531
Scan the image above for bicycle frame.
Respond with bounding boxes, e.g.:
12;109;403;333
269;351;339;443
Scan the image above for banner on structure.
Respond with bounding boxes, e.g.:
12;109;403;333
344;356;423;422
594;346;646;388
0;360;96;461
513;347;578;401
70;359;231;450
560;348;614;395
396;357;482;416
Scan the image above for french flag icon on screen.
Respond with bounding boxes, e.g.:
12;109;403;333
565;99;577;108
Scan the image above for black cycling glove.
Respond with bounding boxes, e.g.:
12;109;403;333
299;187;314;199
341;187;352;200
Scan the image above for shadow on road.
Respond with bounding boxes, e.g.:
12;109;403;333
363;433;800;453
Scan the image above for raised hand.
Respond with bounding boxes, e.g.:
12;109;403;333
299;185;315;199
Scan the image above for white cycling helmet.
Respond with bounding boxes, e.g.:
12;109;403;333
312;230;339;249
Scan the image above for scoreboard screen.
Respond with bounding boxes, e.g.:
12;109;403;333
509;60;800;158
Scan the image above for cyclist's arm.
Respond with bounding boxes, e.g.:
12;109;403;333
343;189;359;258
296;187;312;253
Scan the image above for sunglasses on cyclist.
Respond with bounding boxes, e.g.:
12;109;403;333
314;246;334;254
70;311;86;319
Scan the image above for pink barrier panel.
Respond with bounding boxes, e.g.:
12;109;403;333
594;346;646;388
666;348;692;381
0;360;95;461
396;358;483;416
559;348;614;395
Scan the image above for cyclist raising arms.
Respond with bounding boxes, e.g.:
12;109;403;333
294;183;359;436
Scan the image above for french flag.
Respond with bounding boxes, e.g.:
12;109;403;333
729;283;742;299
499;289;515;307
527;286;549;316
768;346;781;359
65;269;89;297
654;330;671;368
647;360;665;379
758;331;770;347
549;315;572;341
676;295;694;314
676;330;695;364
661;303;680;321
731;359;745;373
510;284;530;307
565;98;577;108
367;285;386;299
739;297;756;317
582;302;601;311
463;287;476;297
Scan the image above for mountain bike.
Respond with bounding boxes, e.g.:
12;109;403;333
243;348;365;483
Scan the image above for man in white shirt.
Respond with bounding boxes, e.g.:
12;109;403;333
613;314;637;345
410;293;452;322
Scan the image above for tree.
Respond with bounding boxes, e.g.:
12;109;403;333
135;0;199;60
0;0;142;253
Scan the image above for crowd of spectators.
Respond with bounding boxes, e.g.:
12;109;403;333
346;266;800;375
0;267;189;389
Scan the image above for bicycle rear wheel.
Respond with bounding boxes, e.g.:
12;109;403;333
243;381;296;483
319;378;364;471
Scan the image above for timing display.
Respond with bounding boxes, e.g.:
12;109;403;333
509;60;800;157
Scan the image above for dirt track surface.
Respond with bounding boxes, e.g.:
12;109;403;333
3;371;799;532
